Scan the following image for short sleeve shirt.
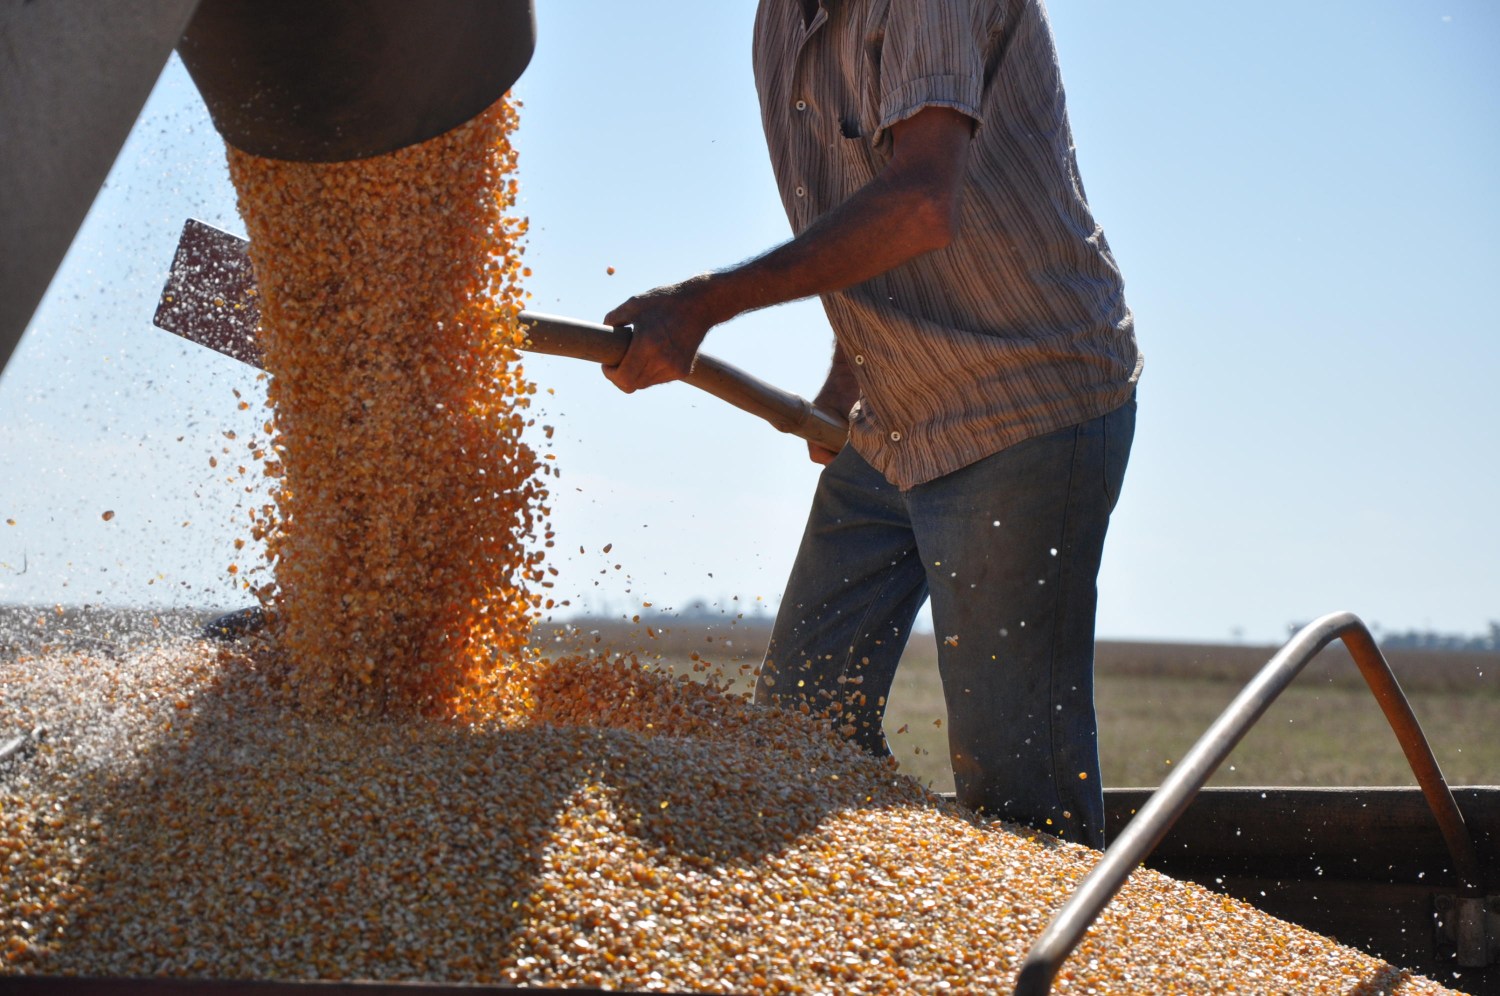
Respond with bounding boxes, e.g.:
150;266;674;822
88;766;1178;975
753;0;1143;489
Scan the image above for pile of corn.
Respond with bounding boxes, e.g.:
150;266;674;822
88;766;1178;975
0;641;1462;994
0;90;1468;995
224;95;547;716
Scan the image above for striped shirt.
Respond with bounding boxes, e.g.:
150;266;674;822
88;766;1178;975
753;0;1143;489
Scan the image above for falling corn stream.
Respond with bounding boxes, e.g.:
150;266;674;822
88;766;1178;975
0;96;1464;994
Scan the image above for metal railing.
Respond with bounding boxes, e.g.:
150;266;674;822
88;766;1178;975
1013;611;1486;995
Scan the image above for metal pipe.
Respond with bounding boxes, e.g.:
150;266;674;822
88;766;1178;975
2;0;537;379
1335;622;1484;895
176;0;536;162
1012;611;1485;996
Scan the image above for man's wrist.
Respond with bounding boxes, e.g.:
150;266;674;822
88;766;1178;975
693;269;751;328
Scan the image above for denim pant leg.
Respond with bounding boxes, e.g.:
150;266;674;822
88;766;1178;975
756;445;928;757
908;399;1134;848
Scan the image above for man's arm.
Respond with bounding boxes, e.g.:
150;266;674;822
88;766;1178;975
601;106;973;394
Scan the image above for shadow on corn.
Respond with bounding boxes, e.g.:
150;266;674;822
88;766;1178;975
28;647;937;982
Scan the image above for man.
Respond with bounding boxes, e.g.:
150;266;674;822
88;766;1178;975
602;0;1140;848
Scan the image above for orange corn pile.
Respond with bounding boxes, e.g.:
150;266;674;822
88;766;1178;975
0;642;1467;994
225;96;548;714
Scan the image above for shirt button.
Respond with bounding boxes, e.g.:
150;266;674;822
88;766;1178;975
795;185;806;198
853;354;865;365
889;431;902;442
795;99;808;112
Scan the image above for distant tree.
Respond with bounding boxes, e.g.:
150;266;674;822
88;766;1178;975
1379;622;1499;653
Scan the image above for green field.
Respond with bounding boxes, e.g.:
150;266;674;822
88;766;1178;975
543;615;1500;793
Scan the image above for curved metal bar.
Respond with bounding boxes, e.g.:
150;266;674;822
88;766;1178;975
0;725;44;770
1012;610;1484;996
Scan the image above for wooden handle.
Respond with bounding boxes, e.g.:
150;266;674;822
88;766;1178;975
519;311;849;453
516;311;630;365
151;221;849;454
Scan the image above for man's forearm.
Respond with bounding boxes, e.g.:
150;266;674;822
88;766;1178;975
701;162;960;325
601;107;971;394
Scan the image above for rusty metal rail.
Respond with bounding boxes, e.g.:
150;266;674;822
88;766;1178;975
1013;611;1488;996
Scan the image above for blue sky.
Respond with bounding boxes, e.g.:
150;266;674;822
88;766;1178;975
2;2;1497;644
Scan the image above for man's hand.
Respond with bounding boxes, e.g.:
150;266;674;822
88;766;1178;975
602;274;724;393
601;106;972;397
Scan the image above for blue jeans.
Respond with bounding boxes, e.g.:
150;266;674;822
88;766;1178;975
756;398;1135;848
